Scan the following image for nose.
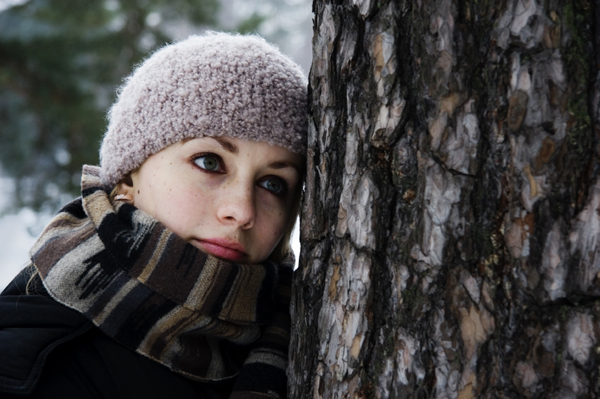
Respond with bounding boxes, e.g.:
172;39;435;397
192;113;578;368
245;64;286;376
217;182;256;230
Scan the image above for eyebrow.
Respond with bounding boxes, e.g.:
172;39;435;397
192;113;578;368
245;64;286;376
268;161;302;175
209;137;302;174
212;137;238;154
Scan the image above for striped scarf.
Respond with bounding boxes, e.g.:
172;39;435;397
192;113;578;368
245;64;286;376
30;165;292;398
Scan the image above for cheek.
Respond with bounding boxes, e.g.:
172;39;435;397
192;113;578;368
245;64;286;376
148;185;210;234
167;187;211;219
258;204;290;241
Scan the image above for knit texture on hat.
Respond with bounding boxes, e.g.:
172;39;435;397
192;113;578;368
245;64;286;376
100;32;307;187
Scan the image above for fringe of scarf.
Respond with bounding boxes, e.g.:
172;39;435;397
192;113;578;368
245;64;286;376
30;165;292;398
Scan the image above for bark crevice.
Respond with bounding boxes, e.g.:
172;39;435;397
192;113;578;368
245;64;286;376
291;1;600;398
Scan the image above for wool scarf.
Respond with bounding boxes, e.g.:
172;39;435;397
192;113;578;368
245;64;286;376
30;165;293;399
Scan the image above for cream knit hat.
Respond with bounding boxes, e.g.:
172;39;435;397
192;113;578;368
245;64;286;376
99;32;307;187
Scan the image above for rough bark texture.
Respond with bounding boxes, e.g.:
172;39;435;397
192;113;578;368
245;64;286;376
290;1;600;398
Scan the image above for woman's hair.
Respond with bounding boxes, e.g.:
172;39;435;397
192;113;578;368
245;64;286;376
25;264;44;295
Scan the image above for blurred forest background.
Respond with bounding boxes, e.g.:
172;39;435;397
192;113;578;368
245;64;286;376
0;0;312;288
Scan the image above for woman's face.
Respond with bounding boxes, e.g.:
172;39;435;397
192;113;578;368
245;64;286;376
121;137;303;264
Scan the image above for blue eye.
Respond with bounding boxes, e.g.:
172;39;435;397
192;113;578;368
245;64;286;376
259;178;287;195
194;155;222;171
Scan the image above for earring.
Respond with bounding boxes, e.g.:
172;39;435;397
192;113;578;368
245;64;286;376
114;194;133;201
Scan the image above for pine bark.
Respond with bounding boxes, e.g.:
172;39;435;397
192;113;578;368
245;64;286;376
290;1;600;398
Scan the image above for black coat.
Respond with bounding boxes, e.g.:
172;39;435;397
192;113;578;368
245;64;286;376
0;268;231;399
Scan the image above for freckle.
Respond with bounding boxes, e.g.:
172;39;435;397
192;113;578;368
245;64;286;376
137;190;140;194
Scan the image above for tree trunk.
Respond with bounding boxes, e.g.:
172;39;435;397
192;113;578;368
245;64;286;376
290;1;600;398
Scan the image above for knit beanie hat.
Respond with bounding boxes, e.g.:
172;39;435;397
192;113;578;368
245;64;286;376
99;32;307;187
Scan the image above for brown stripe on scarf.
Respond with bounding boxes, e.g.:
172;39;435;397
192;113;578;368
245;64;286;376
110;289;178;348
186;258;235;313
189;318;261;343
136;230;173;281
90;276;139;324
141;306;210;357
144;237;208;304
243;348;287;370
40;235;107;311
173;335;224;379
219;264;266;323
257;324;290;348
130;226;170;278
82;188;115;225
33;220;97;278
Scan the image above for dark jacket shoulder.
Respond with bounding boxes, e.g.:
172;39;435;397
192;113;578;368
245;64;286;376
0;267;92;395
0;268;231;399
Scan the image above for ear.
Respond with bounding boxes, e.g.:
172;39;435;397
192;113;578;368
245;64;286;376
114;175;135;203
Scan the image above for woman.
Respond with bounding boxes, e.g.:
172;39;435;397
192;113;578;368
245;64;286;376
0;32;306;399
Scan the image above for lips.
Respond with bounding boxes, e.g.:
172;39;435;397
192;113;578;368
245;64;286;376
193;238;247;262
